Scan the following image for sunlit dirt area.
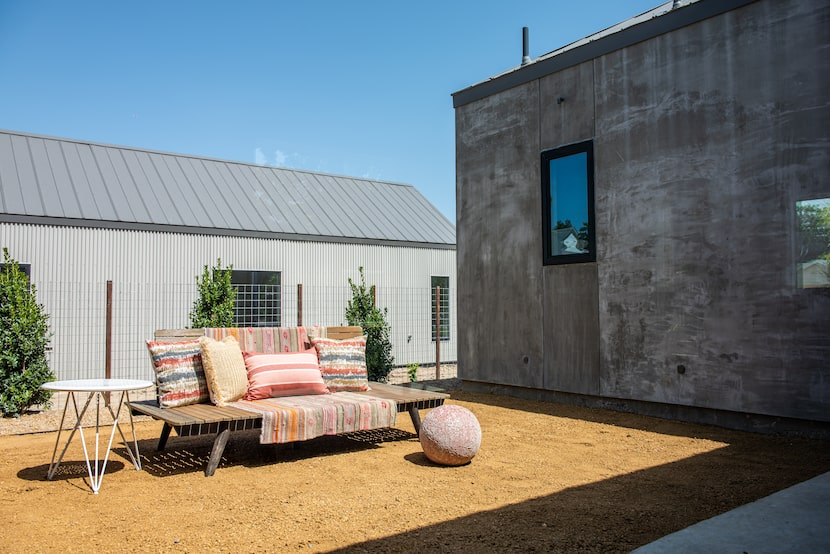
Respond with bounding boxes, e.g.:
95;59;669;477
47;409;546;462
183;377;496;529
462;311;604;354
1;386;828;553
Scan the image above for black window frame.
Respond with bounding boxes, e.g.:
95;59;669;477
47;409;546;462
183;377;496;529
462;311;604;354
541;139;596;265
430;276;450;342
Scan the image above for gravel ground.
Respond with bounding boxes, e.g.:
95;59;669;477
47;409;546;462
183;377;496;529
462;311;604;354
2;381;828;553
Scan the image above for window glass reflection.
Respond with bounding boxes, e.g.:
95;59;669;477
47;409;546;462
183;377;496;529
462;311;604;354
796;198;830;288
550;152;589;256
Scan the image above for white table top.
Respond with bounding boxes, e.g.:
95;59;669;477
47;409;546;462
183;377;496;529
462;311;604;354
42;378;154;393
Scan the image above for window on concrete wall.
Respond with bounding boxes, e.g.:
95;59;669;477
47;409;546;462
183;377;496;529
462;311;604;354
542;140;596;265
796;198;830;288
232;270;281;327
431;276;450;342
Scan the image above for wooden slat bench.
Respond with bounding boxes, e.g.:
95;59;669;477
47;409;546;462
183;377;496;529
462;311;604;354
132;326;449;476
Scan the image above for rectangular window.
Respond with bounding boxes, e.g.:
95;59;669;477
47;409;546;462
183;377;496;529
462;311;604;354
231;270;281;327
541;140;596;265
431;276;450;342
796;198;830;288
0;263;31;283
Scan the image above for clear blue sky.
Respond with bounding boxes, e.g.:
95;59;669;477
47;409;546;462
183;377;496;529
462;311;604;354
0;1;660;223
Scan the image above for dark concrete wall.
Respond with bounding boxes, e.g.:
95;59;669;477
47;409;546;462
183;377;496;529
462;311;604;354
456;82;545;389
455;0;830;423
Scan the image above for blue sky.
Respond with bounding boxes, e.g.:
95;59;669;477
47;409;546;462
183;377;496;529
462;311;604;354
0;1;660;223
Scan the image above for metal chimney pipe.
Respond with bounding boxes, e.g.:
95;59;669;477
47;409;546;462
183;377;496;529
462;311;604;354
521;27;531;65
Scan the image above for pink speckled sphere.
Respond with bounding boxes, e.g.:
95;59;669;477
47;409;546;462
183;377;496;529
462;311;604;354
420;404;482;466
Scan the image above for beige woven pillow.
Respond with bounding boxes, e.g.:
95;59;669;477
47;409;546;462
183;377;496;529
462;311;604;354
199;335;248;406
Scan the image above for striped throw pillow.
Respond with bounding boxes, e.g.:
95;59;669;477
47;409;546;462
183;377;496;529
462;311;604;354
242;351;329;400
311;335;371;392
146;340;210;408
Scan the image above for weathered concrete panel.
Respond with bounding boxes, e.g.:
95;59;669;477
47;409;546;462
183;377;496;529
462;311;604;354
593;0;830;420
538;60;601;395
542;263;600;394
455;82;544;388
540;61;595;149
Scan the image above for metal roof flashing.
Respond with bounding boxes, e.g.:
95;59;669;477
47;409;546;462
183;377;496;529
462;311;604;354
451;0;757;108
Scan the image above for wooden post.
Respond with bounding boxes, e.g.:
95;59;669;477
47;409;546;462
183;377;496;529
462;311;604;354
435;285;441;380
297;283;303;326
105;280;113;405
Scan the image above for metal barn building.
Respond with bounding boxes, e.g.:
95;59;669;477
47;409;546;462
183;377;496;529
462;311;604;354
453;0;829;434
0;129;456;383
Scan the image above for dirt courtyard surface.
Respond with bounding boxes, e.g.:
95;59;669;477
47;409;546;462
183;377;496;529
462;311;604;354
1;385;829;553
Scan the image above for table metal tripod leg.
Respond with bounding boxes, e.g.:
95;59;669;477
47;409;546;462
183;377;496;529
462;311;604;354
47;392;94;481
105;391;142;471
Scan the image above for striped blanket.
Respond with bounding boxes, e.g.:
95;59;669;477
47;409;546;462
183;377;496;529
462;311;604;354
232;393;397;444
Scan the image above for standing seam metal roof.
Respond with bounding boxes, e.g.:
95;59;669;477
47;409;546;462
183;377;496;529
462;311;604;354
0;129;455;248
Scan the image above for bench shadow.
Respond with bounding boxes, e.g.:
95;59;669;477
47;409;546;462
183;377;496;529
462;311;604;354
132;427;418;477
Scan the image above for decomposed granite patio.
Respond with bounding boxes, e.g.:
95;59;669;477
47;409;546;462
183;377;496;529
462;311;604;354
1;385;828;553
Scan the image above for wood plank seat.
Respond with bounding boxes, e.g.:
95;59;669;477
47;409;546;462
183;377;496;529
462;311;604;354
133;326;449;476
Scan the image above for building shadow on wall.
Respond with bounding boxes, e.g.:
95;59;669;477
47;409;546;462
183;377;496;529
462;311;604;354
449;386;830;441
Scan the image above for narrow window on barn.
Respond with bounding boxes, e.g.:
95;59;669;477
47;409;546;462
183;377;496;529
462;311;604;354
431;276;450;342
231;270;281;327
541;140;596;265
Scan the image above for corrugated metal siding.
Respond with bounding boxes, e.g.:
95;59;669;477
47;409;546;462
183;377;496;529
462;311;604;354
0;129;455;246
0;223;456;382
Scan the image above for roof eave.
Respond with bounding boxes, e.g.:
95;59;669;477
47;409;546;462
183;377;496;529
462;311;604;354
451;0;759;109
0;214;456;250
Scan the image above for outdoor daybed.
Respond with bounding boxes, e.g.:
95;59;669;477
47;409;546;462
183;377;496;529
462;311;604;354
132;326;448;476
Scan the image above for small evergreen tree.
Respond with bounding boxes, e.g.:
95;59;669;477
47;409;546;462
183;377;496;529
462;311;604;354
189;258;237;328
345;267;394;382
0;248;54;417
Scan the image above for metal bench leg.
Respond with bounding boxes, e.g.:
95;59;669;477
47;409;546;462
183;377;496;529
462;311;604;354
205;422;231;477
158;423;173;451
408;405;422;435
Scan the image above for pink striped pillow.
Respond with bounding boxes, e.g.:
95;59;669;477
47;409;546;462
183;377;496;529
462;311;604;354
242;351;329;400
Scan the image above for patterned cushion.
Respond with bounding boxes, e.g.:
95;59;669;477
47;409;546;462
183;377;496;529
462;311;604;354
242;351;329;400
146;340;209;408
198;336;248;406
311;336;371;392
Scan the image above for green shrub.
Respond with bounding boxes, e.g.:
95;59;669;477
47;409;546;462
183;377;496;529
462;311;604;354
345;267;394;382
189;258;237;328
0;248;54;417
407;362;419;383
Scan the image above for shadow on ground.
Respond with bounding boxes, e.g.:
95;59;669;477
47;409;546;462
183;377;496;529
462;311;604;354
330;443;830;553
116;427;418;477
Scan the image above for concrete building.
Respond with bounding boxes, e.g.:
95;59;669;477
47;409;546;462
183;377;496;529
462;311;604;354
0;129;456;382
453;0;829;433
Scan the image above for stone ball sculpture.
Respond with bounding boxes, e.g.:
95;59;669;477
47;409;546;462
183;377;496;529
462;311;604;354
420;404;482;466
